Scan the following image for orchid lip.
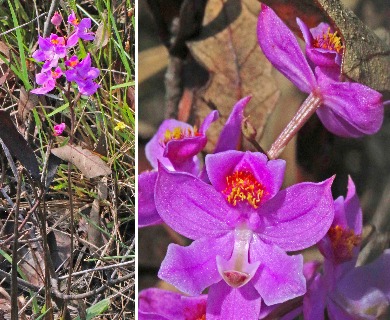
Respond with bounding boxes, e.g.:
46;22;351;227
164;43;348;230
217;227;260;288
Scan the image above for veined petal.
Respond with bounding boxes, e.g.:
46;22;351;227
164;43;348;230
66;33;79;47
316;67;384;137
158;233;234;295
303;275;327;320
207;280;261;320
257;177;334;251
155;165;234;239
250;236;306;305
138;288;183;320
138;171;162;227
257;5;316;93
213;96;251;153
139;288;207;320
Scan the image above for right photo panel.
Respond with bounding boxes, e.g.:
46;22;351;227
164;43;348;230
138;0;390;319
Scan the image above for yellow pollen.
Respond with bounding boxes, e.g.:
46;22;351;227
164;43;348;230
313;28;343;53
196;316;206;320
68;60;78;67
51;39;59;45
328;225;361;263
223;171;266;208
51;71;59;78
161;126;201;145
71;18;79;25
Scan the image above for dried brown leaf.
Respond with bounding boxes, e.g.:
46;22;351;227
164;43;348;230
17;87;38;123
51;145;112;179
93;22;110;50
0;110;40;179
188;0;280;151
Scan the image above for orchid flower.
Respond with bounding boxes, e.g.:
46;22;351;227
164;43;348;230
53;123;66;136
155;150;335;319
138;97;251;227
32;34;67;72
139;288;207;320
31;67;63;95
301;177;390;320
257;5;383;158
65;54;100;95
67;11;95;47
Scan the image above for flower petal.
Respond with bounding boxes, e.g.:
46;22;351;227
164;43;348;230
316;67;384;137
257;5;316;93
336;249;390;300
199;110;219;133
207;280;261;320
213;96;251;153
206;151;285;202
155;164;234;239
257;177;334;251
145;119;193;170
138;171;162;227
303;274;327;320
250;236;306;305
344;176;362;235
138;288;183;320
158;233;234;295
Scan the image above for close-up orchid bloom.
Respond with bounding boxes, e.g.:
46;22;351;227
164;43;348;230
139;97;251;227
257;5;384;158
155;150;335;319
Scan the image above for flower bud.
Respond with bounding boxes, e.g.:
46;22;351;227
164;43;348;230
51;12;62;26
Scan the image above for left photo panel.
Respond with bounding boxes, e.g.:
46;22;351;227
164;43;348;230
0;1;135;319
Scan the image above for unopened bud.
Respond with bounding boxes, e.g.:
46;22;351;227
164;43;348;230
241;117;257;141
51;12;62;26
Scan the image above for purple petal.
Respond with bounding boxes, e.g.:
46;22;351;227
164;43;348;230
207;280;261;320
316;68;384;137
155;165;234;239
326;299;357;320
79;32;95;41
250;236;305;305
145;119;194;170
68;11;78;26
138;288;207;320
336;250;390;300
138;171;162;227
206;151;285;202
344;176;362;235
257;177;335;251
87;67;100;79
213;96;251;153
257;5;316;93
78;80;99;95
78;18;92;30
303;275;327;320
158;233;234;295
37;36;52;51
164;136;207;166
32;49;46;62
199;110;219;133
67;33;79;47
139;288;183;320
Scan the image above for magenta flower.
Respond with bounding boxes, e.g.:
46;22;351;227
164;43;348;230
51;11;62;26
302;178;390;319
32;34;67;72
31;67;63;95
257;5;383;146
65;54;100;95
139;110;218;227
155;150;335;319
67;11;95;47
53;123;66;136
297;20;343;72
139;288;207;320
139;97;251;227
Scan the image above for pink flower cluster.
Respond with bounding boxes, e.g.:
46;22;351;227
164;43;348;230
31;11;99;96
